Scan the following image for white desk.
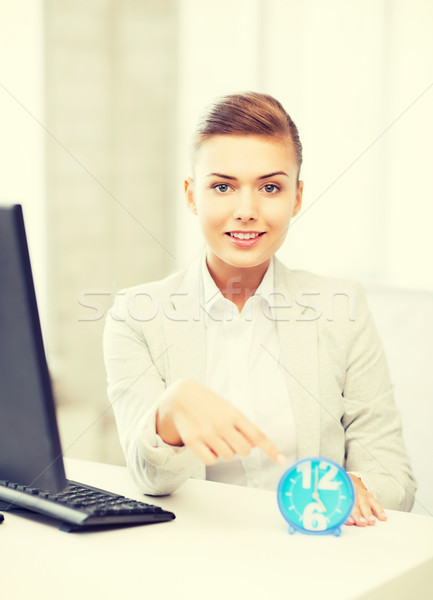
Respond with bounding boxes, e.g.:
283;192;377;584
2;459;432;600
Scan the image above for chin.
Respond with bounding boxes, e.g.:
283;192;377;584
217;251;271;270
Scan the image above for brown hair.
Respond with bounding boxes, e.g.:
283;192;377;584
191;92;303;182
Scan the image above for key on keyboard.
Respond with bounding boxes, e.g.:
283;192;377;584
0;479;175;531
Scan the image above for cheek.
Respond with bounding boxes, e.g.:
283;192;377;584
265;201;293;227
197;201;225;229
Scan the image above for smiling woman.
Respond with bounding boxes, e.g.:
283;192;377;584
184;134;302;307
103;92;416;529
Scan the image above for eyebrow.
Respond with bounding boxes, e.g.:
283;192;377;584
206;172;237;180
206;171;289;180
258;171;289;180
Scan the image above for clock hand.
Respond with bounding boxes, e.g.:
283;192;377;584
312;467;326;512
315;494;326;512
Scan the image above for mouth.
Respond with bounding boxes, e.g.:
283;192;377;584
225;231;265;247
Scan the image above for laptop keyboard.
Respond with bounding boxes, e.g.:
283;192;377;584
0;479;175;531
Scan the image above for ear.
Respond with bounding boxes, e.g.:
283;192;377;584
185;177;198;215
292;180;303;217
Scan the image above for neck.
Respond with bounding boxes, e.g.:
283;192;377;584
206;252;270;311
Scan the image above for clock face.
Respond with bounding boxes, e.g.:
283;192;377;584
277;457;355;535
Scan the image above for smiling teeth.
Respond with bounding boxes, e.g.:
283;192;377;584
230;232;260;240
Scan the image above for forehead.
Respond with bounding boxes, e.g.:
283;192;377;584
194;135;297;176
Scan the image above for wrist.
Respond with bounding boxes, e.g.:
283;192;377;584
348;471;367;490
156;386;184;447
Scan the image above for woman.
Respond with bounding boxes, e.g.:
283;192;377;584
103;92;416;526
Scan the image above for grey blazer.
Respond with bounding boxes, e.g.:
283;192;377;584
103;257;416;510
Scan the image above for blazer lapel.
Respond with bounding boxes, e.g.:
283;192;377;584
274;259;321;459
161;258;207;386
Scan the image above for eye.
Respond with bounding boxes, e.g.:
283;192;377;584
213;183;231;193
262;184;279;194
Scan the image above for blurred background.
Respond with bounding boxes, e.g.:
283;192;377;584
1;0;432;468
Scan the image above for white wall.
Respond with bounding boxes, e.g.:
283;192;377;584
0;0;46;325
383;0;433;291
175;0;433;292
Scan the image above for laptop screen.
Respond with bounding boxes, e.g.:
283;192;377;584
0;204;66;492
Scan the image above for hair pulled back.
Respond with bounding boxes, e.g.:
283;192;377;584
191;92;303;181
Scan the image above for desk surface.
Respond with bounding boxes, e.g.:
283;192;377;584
2;459;433;600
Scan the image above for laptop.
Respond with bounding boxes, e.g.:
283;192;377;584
0;204;175;531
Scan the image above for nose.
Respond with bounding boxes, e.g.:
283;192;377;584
233;188;258;221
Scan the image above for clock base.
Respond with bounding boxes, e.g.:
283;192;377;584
287;524;342;536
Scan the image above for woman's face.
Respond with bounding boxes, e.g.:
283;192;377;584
185;134;303;277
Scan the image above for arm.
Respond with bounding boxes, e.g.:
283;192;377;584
103;294;203;496
342;283;417;513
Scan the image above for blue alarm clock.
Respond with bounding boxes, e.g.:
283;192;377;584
277;457;355;536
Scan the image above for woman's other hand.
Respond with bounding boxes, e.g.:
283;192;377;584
156;379;287;466
346;474;387;526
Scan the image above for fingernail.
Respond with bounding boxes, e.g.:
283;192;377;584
276;453;288;465
359;517;367;524
380;511;387;519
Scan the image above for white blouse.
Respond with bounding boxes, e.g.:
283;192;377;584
202;256;297;491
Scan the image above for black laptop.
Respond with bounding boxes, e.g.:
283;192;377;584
0;204;175;531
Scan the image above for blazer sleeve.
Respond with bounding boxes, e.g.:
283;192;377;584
103;290;204;496
341;283;417;511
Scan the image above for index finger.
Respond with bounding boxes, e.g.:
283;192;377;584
237;417;287;466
